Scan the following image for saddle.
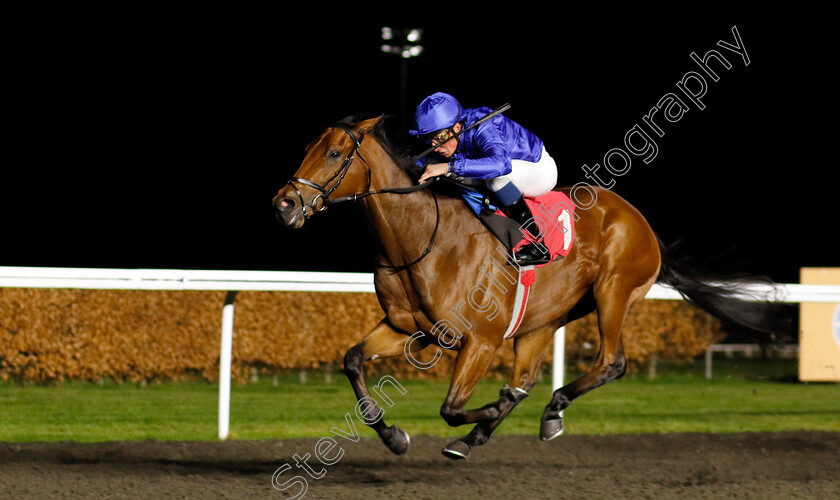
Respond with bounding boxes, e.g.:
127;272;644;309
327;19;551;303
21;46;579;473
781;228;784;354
445;177;576;268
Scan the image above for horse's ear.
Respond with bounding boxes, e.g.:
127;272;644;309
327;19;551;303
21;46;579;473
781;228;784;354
355;115;384;134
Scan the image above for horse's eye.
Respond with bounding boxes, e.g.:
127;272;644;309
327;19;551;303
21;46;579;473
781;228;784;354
328;150;341;159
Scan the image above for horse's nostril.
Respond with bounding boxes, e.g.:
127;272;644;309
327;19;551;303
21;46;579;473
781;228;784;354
274;197;295;211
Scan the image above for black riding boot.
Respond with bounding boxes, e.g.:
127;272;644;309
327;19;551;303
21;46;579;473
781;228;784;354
502;196;552;266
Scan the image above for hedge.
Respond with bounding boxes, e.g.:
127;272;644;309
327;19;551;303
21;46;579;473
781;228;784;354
0;288;722;383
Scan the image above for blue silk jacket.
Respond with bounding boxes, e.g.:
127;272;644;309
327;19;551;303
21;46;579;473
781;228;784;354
441;106;544;179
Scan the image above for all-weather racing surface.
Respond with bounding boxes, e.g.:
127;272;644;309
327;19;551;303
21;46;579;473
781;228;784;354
1;432;837;499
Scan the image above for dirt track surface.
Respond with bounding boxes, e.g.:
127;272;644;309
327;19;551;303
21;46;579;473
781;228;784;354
1;432;838;499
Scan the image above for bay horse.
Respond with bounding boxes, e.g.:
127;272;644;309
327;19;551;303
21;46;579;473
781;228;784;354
273;116;786;460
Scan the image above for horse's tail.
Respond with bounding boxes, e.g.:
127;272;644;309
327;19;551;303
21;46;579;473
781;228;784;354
655;236;794;340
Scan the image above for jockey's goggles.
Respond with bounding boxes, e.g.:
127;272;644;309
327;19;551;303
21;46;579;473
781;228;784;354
424;127;456;146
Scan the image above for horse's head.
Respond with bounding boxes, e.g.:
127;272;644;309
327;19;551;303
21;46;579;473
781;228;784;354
274;117;380;228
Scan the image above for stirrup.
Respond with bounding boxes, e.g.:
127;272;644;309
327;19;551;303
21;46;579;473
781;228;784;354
514;241;551;265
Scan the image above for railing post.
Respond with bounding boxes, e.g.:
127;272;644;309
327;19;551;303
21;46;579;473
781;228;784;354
219;290;238;440
705;346;713;380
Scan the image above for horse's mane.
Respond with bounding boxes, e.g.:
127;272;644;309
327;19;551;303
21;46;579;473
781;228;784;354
335;114;479;204
337;114;425;180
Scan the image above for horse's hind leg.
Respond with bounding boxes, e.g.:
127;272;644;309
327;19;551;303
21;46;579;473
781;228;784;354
442;324;558;460
540;278;644;440
343;319;423;455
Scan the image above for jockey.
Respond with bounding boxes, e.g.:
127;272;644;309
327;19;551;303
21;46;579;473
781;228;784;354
410;92;558;266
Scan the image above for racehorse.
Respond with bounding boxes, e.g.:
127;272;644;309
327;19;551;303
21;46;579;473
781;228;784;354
273;115;787;460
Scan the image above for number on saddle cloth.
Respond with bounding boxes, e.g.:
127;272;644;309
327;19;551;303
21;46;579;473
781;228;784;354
470;190;576;267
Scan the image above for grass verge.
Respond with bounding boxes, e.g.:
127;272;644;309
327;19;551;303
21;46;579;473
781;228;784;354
1;359;837;442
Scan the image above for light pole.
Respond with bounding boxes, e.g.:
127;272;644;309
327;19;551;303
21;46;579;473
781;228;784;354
381;27;424;131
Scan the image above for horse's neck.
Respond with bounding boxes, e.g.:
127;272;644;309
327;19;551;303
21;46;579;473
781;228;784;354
359;153;447;268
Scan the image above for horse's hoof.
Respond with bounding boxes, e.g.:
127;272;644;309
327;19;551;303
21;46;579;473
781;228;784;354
442;439;471;460
540;416;564;441
385;426;410;455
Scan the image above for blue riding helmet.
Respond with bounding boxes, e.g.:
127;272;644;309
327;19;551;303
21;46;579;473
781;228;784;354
409;92;463;136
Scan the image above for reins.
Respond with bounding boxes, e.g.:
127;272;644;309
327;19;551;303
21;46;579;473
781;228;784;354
285;123;440;272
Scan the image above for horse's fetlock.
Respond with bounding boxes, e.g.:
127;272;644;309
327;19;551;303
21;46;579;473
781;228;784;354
440;405;463;427
550;391;572;413
500;385;529;404
609;355;627;380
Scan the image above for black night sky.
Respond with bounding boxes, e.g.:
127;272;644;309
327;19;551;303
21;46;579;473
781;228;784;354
3;11;837;284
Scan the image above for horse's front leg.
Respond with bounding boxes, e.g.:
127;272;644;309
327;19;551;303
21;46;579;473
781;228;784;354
442;325;557;460
343;319;422;455
434;336;505;459
438;337;502;427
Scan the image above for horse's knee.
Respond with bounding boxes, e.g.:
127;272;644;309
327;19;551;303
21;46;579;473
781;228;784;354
343;344;365;377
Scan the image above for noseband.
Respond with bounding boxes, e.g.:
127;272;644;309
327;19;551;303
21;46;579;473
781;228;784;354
286;123;367;220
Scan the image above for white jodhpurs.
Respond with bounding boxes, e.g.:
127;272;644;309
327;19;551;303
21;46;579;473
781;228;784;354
488;146;558;200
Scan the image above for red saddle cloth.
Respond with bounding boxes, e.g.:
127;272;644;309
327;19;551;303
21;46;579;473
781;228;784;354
496;191;576;267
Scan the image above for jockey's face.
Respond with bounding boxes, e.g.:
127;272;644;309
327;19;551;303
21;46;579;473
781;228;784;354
431;122;461;158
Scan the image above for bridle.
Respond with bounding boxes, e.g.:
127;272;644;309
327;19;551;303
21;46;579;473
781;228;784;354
284;123;440;272
285;123;368;219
